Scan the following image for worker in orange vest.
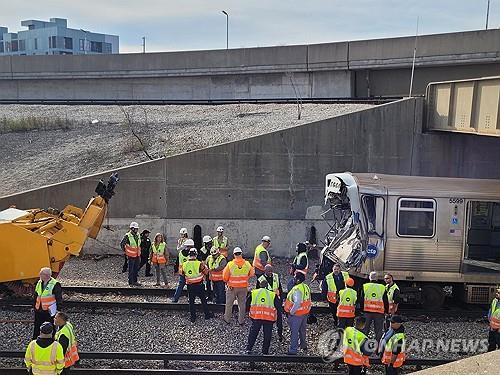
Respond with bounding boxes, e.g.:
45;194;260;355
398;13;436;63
223;247;255;325
253;236;271;284
360;271;388;346
284;272;311;355
343;316;372;375
182;248;213;322
120;221;141;287
337;278;357;330
33;267;63;339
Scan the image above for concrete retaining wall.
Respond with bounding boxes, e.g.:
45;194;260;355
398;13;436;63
2;98;500;255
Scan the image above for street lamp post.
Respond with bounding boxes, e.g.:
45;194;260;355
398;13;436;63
486;0;491;29
222;10;228;49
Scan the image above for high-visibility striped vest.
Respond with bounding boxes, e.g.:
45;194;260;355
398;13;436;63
258;273;280;297
381;332;406;368
177;250;189;275
207;254;225;281
253;244;271;271
325;271;350;303
363;282;386;314
249;288;277;322
490;298;500;330
292;252;309;275
55;322;79;368
386;283;400;314
24;340;65;375
213;236;228;257
226;260;252;288
151;242;167;264
124;232;141;257
337;287;357;318
343;327;369;367
183;260;204;284
177;237;187;250
284;283;312;316
35;278;58;312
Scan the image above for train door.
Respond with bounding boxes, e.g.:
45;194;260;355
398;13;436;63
464;201;500;270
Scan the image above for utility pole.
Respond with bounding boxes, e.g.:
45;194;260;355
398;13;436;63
142;37;146;53
486;0;491;29
222;11;229;49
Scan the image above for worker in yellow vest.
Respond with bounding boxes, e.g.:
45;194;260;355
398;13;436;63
343;316;372;375
213;226;229;258
287;242;309;291
246;279;280;354
206;247;227;304
379;315;406;375
258;264;284;341
337;278;357;329
222;247;255;325
25;322;65;375
360;271;388;346
488;287;500;351
182;248;213;322
253;235;272;283
54;312;79;374
322;263;350;325
33;267;63;339
120;221;142;287
172;238;194;303
284;272;311;355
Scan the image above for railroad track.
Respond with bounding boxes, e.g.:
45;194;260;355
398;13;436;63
0;350;457;373
0;97;401;106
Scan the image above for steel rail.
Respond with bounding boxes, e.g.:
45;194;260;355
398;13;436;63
0;97;401;106
0;370;334;375
0;350;456;367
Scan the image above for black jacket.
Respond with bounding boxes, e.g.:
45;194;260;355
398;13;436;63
140;235;151;258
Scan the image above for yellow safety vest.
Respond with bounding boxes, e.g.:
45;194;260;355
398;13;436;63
249;288;277;321
151;242;167;264
284;283;311;316
490;298;500;330
125;232;141;257
386;283;400;314
325;271;350;303
227;260;252;288
253;244;271;271
35;278;58;312
55;322;79;367
293;252;309;275
343;327;369;367
382;332;406;368
183;260;204;284
363;282;386;314
24;340;65;375
258;273;280;296
207;254;225;281
212;236;228;249
337;287;357;318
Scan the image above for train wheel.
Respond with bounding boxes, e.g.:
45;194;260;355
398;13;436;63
421;284;445;310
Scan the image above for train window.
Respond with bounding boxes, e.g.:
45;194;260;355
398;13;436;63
362;195;384;237
397;198;435;237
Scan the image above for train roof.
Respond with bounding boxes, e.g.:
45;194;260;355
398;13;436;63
345;173;500;199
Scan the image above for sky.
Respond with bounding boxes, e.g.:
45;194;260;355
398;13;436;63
0;0;498;53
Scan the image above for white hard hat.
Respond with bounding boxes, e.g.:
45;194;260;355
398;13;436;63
179;228;188;235
369;271;378;281
203;235;212;243
261;235;271;242
233;247;242;255
217;226;224;232
188;248;198;257
130;222;139;229
184;239;194;247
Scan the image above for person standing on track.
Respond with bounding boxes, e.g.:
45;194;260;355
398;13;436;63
138;229;154;278
488;287;500;351
258;264;284;341
342;316;372;375
337;277;357;330
206;246;227;304
25;322;65;375
33;267;63;339
150;233;169;287
379;315;406;375
284;272;311;355
360;271;388;348
253;236;271;285
182;248;213;322
120;222;142;287
212;226;229;258
54;312;79;374
322;263;350;326
287;242;309;291
172;238;194;302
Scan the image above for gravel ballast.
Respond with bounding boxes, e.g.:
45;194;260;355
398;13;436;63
0;103;372;197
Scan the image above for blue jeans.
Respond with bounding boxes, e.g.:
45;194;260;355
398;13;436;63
173;275;186;302
212;281;226;304
288;314;308;353
127;256;140;285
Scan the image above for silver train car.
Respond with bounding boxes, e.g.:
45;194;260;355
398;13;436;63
320;172;500;308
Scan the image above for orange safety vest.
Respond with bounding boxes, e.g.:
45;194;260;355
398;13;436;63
226;260;252;288
124;232;141;257
284;283;312;316
207;254;225;281
337;288;357;318
325;271;350;304
363;282;386;314
34;278;58;312
249;288;277;322
381;332;406;368
55;322;79;367
253;244;271;271
292;252;309;276
151;242;167;264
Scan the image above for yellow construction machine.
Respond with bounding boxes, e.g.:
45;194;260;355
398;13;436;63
0;173;119;292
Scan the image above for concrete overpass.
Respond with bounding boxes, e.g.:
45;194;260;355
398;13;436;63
0;29;499;101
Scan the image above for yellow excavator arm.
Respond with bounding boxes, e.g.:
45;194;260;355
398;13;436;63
0;173;119;285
